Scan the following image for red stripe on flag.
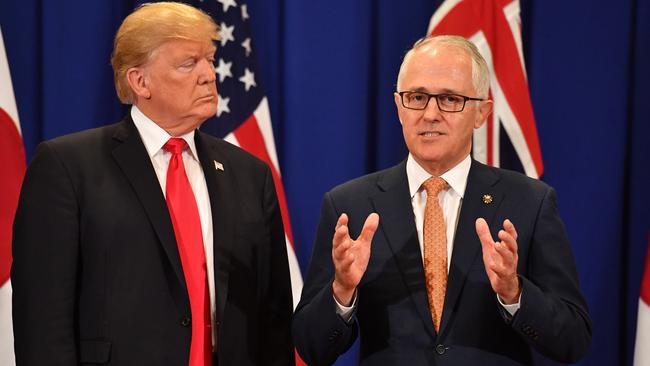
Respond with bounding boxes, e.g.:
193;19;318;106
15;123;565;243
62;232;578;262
641;233;650;305
431;2;481;38
0;107;26;285
232;115;295;246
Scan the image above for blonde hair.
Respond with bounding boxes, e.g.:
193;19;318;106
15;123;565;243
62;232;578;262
397;35;490;98
111;2;220;104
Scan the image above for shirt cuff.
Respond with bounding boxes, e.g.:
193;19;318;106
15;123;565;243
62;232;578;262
334;291;358;323
497;291;522;317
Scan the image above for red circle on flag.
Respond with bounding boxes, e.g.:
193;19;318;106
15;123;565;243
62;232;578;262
0;107;26;285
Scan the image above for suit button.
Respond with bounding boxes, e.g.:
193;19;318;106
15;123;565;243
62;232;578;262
181;316;191;327
435;344;446;355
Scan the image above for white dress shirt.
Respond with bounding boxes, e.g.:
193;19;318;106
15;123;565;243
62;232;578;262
336;154;519;320
131;106;217;344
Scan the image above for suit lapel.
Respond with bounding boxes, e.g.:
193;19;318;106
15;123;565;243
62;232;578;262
110;117;190;313
195;131;234;321
370;161;437;340
438;160;502;336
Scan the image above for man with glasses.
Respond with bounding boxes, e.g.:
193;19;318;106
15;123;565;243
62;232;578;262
293;35;591;365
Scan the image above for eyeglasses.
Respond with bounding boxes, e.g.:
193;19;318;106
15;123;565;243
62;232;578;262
396;91;485;112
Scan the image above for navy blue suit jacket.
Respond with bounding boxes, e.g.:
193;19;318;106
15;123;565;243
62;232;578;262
293;159;591;366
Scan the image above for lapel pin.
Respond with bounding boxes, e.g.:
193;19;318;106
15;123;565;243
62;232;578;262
482;194;493;204
214;160;224;171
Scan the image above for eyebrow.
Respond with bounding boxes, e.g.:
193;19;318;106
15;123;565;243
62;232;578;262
408;87;462;94
176;50;216;62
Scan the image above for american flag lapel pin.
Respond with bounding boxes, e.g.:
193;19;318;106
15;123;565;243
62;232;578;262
214;160;224;171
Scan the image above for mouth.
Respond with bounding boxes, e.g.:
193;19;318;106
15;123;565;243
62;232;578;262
419;131;445;137
197;95;216;102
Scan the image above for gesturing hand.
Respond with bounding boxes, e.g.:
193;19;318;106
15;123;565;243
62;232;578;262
475;218;521;304
331;213;380;306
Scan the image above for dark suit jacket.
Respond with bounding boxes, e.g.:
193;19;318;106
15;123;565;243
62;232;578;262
11;116;294;366
293;159;591;366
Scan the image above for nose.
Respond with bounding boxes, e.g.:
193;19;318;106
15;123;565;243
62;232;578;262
198;58;217;85
422;97;442;122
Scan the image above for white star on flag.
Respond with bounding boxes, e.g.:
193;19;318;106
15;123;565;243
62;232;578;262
217;93;231;116
241;38;251;57
215;58;233;82
238;68;256;91
217;0;237;13
241;4;249;20
219;22;235;47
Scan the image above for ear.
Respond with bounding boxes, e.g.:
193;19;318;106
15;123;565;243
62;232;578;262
474;99;493;129
126;67;151;100
394;92;404;125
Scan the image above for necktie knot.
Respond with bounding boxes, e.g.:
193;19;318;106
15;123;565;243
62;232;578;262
163;138;187;155
422;176;448;196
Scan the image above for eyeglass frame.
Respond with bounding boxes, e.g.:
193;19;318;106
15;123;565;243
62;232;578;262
396;91;486;113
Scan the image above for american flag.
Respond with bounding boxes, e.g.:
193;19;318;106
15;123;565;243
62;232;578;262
428;0;544;179
185;0;304;312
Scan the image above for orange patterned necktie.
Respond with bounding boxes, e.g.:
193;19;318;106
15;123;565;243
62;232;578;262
422;177;449;332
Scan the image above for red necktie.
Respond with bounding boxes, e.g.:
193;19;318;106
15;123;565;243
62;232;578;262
163;138;212;366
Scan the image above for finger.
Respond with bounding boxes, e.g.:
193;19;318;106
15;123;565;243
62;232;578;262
487;261;512;278
475;218;495;248
335;213;349;231
334;252;355;273
503;219;518;241
493;241;515;266
333;220;350;247
497;229;518;255
358;213;380;243
332;235;351;260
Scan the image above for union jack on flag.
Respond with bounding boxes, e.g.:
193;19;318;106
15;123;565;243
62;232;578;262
184;0;304;307
428;0;544;178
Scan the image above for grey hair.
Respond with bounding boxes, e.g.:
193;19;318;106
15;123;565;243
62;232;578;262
396;35;490;98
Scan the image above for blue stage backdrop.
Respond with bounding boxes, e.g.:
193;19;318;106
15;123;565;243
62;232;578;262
1;1;649;365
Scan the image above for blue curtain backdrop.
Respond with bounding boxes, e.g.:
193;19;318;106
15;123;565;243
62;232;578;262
1;1;649;365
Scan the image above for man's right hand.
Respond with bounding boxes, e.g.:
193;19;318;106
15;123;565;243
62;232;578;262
332;213;380;306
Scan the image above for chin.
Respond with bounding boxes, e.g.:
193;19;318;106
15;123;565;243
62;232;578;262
197;105;218;119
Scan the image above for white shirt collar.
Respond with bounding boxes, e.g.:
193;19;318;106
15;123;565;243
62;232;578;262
130;105;199;160
406;154;472;198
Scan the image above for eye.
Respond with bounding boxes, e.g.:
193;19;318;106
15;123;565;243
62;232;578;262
441;94;462;104
178;59;197;71
408;92;427;102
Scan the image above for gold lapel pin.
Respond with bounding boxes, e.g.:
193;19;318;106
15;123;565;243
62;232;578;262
482;194;493;204
214;160;224;171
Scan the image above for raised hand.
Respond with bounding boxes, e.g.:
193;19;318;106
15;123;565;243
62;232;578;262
331;213;380;306
475;218;521;304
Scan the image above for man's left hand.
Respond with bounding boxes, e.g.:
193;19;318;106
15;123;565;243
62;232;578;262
475;218;521;304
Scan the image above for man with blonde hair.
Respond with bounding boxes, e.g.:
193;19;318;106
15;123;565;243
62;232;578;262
293;35;591;365
12;3;294;365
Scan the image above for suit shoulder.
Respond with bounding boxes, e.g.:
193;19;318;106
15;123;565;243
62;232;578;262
327;163;404;199
35;122;121;157
50;122;118;142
